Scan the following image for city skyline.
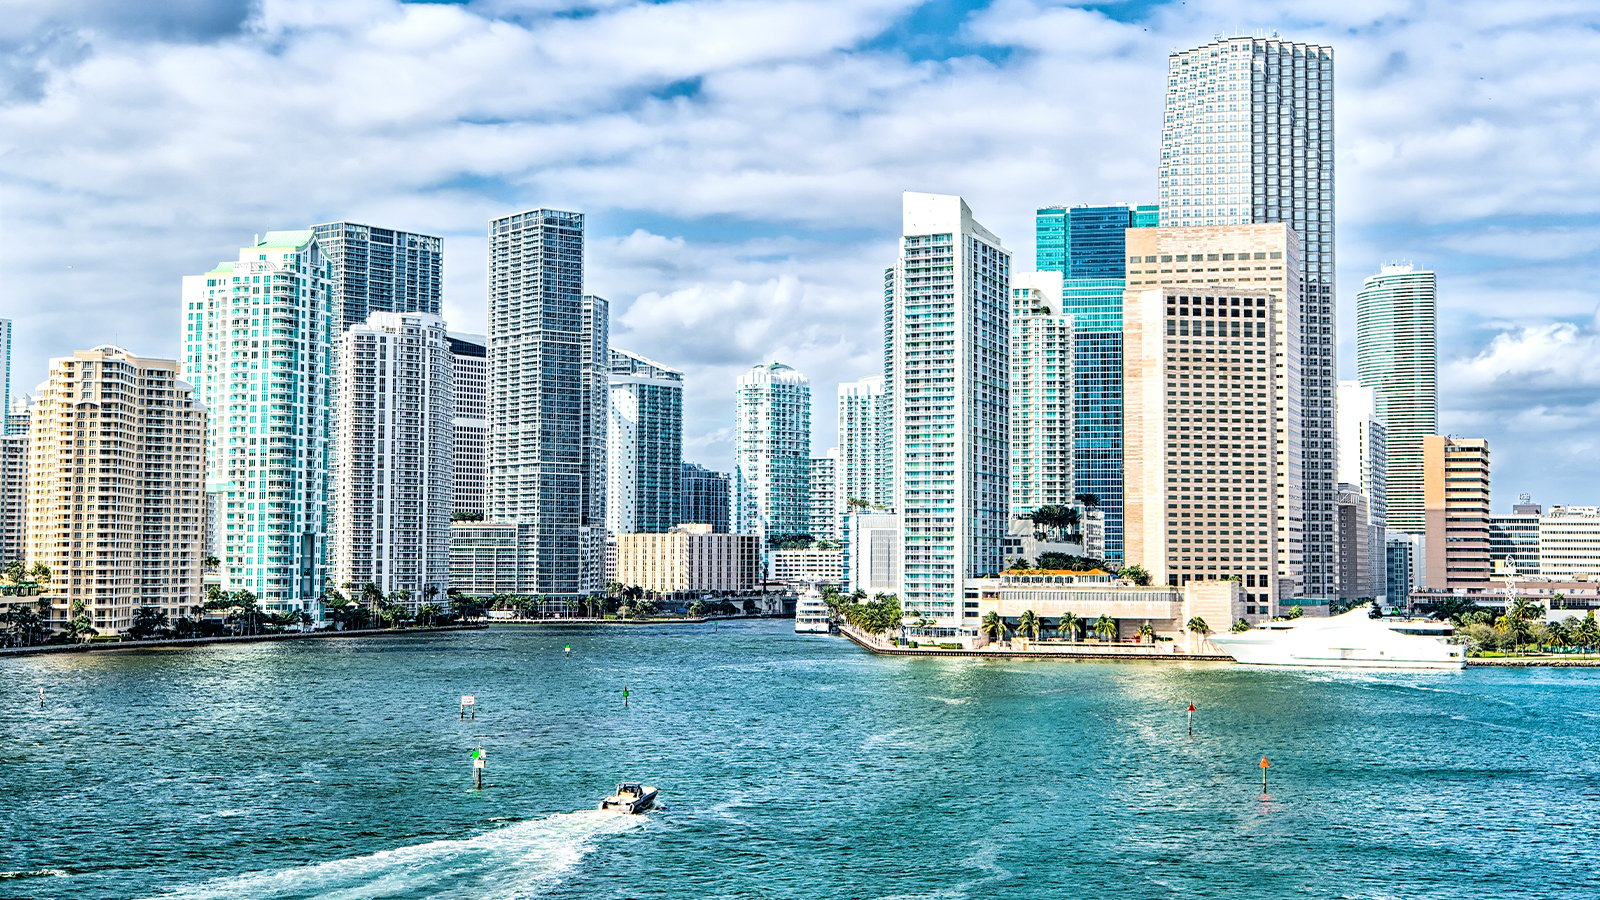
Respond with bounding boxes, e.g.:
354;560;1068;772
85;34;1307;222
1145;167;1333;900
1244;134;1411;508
0;2;1597;509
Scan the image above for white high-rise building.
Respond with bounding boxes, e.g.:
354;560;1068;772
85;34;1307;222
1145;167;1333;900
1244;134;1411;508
447;333;488;518
836;375;892;514
607;349;683;535
1337;381;1388;599
1161;36;1337;601
809;449;838;541
183;231;332;614
733;362;811;545
1356;265;1437;535
0;424;26;566
1009;270;1073;519
887;192;1010;623
0;318;11;427
332;312;454;607
487;209;606;596
1538;507;1600;579
27;347;206;634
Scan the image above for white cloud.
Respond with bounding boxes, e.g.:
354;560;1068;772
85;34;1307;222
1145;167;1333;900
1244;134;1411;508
1;0;1599;496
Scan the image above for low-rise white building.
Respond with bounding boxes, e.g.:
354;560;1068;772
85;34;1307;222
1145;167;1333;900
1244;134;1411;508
770;548;842;587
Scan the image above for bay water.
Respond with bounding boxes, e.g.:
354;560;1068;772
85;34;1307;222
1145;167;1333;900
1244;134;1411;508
2;620;1595;899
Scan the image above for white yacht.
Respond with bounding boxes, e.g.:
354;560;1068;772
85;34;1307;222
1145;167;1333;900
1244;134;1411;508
1208;604;1466;670
794;586;832;634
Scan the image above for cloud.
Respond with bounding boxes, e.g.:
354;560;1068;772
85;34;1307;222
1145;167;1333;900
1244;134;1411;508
1;0;1599;501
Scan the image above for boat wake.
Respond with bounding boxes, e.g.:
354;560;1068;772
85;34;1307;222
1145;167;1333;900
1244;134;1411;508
142;810;643;900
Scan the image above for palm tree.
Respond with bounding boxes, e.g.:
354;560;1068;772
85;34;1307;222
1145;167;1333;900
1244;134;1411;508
1576;610;1600;650
980;611;1008;646
1137;621;1155;644
1074;492;1099;510
1057;612;1080;642
1017;609;1041;642
1231;618;1253;633
1118;565;1151;586
1093;614;1117;642
1186;616;1211;652
127;605;170;640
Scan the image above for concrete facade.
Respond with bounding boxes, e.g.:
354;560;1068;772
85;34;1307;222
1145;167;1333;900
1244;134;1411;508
1422;436;1490;590
614;524;760;594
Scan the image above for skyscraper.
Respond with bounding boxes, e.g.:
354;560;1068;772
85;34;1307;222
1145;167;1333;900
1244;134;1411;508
27;347;206;634
487;208;604;597
1337;381;1388;599
680;463;731;533
888;192;1010;623
1123;224;1302;615
1160;36;1337;601
1009;270;1073;518
1422;436;1490;590
311;222;443;329
332;313;454;606
1032;204;1158;562
0;424;25;566
836;375;892;513
183;230;332;613
809;450;838;541
0;318;11;426
447;333;488;518
607;349;683;535
1355;265;1437;535
733;362;811;544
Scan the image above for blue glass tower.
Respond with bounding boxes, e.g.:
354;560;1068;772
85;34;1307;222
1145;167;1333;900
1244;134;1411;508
1034;204;1157;563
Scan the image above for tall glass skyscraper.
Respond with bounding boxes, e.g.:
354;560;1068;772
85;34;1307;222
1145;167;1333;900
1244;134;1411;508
680;463;731;533
1032;204;1157;562
733;362;811;544
311;222;443;330
183;231;333;613
487;209;606;596
1355;265;1437;535
1159;36;1337;600
606;349;683;534
889;192;1010;623
1009;270;1073;518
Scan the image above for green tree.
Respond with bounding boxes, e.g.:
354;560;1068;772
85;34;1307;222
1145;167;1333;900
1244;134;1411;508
1427;595;1482;625
1231;618;1253;633
1017;609;1041;642
1057;612;1081;642
2;559;27;585
416;603;443;627
1286;605;1304;620
980;611;1008;646
1137;621;1156;643
126;606;170;640
1093;614;1117;642
1118;565;1151;586
1074;492;1099;509
1576;610;1600;650
451;510;485;521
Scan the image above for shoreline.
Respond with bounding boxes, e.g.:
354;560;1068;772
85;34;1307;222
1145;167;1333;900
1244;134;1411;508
838;625;1234;662
0;624;486;657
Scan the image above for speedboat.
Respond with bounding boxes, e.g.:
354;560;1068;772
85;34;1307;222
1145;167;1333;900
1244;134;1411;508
599;783;658;814
1208;603;1466;670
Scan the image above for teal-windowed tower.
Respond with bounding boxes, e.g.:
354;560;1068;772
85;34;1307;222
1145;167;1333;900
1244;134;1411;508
1033;204;1157;563
182;231;333;614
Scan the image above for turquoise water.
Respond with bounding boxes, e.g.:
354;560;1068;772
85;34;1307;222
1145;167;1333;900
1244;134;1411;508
2;621;1597;899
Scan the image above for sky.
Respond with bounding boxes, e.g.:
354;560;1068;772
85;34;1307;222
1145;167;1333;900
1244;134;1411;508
2;0;1598;511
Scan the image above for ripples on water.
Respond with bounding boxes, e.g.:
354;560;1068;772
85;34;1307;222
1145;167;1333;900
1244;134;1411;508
2;622;1598;899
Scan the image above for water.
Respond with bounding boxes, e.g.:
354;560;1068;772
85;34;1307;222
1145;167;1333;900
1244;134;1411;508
2;621;1597;899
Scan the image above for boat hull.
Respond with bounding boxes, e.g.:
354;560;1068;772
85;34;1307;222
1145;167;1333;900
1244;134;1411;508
599;786;658;814
1207;605;1468;670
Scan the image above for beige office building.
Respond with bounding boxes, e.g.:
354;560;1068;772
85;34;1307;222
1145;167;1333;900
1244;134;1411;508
1124;224;1303;618
1422;436;1490;590
615;524;760;594
26;347;206;634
